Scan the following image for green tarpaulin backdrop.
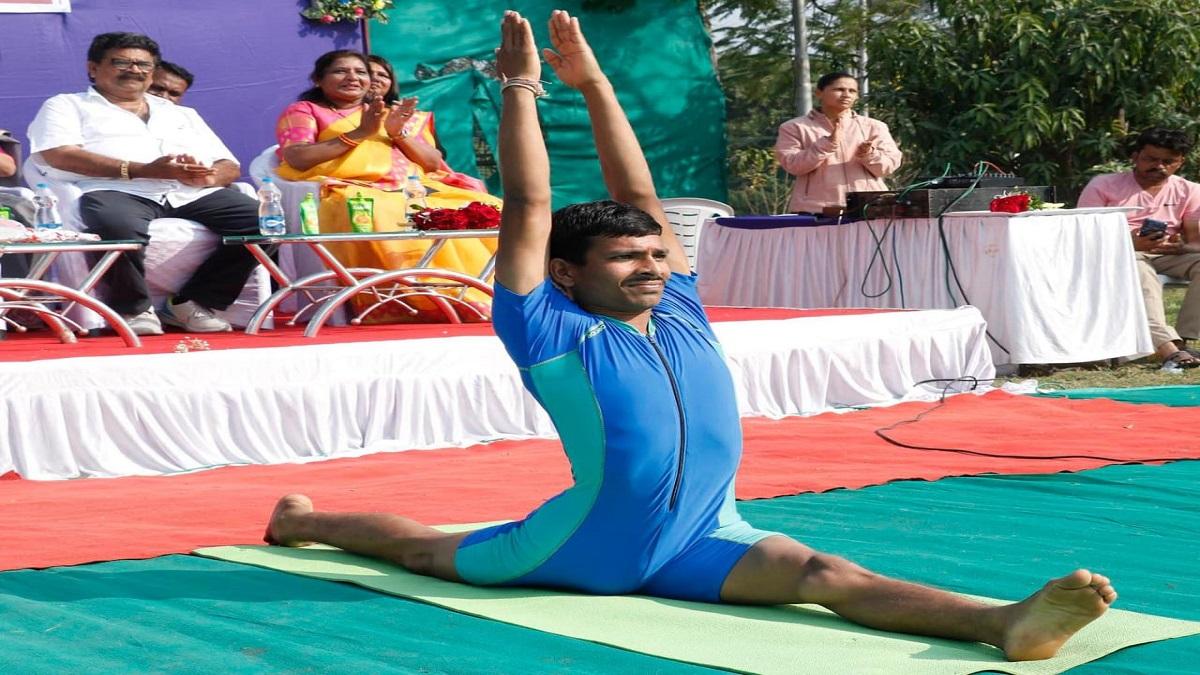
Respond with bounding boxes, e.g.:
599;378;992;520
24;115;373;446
369;1;727;207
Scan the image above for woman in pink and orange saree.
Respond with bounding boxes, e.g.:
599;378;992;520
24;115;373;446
275;50;499;322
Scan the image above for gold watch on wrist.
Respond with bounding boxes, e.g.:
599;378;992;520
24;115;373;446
119;160;131;180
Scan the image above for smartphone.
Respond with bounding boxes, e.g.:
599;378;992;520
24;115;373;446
1138;219;1168;238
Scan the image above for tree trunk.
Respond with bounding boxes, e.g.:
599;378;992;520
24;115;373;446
793;0;812;115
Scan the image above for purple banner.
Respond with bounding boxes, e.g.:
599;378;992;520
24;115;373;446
0;0;361;179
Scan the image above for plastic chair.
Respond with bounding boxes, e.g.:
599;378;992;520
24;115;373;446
660;197;734;270
249;145;326;289
1158;273;1190;289
22;154;270;331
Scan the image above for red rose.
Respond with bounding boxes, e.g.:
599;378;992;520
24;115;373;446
462;201;501;229
321;14;335;23
989;194;1030;213
354;7;365;16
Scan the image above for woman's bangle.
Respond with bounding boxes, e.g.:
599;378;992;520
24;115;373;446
501;77;548;98
389;128;410;143
337;133;362;148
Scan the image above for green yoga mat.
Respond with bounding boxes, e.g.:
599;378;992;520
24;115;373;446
195;543;1200;675
1034;385;1200;407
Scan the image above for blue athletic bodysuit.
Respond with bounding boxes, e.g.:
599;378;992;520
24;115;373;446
455;272;777;602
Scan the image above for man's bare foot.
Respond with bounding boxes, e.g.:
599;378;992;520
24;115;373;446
264;494;315;547
1002;569;1118;661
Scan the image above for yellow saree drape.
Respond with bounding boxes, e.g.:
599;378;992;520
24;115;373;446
277;110;499;322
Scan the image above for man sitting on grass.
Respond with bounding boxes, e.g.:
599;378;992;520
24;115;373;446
266;9;1116;662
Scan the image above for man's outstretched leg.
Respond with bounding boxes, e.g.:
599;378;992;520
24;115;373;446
264;494;469;581
720;536;1117;661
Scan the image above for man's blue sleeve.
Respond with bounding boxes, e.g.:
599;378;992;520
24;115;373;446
492;279;596;367
656;272;717;340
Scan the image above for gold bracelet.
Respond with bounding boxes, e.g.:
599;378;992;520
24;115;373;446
120;160;130;180
337;133;362;148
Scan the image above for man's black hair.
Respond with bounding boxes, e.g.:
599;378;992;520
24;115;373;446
816;71;856;91
158;60;195;88
549;200;662;265
1130;127;1194;156
87;32;161;64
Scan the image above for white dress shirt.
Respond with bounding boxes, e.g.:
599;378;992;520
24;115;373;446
27;87;239;208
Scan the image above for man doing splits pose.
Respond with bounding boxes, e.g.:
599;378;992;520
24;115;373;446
266;10;1116;662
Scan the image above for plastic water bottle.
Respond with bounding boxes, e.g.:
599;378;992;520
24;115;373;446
257;177;286;236
404;173;428;211
33;183;62;230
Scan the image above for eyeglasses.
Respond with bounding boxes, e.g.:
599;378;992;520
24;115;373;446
109;58;156;72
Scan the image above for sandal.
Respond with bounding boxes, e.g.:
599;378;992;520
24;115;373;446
1162;349;1200;370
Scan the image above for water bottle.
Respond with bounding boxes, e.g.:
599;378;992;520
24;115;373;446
33;183;62;230
404;173;428;211
257;177;286;236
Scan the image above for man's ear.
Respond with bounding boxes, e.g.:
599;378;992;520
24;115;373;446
86;61;99;83
548;258;577;289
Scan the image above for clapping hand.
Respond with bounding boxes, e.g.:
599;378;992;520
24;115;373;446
357;98;387;136
497;10;541;83
856;140;876;159
544;10;604;90
384;96;419;138
828;117;842;146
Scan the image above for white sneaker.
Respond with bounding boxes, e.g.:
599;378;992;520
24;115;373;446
162;299;232;333
122;308;164;336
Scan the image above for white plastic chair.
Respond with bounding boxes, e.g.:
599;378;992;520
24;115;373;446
660;197;734;270
22;154;270;331
1158;273;1190;289
249;145;326;291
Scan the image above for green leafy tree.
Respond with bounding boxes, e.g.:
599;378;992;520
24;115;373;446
866;0;1200;197
706;0;927;212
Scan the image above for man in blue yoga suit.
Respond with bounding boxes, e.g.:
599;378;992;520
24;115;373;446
266;10;1115;661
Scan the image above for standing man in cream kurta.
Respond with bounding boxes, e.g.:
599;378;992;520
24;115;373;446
775;72;902;215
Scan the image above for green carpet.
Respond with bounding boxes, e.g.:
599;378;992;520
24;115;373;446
738;460;1200;674
196;542;1199;675
3;461;1197;673
1033;385;1200;407
0;554;703;674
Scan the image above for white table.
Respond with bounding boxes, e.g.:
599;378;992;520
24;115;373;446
225;229;498;337
696;208;1153;365
0;239;144;347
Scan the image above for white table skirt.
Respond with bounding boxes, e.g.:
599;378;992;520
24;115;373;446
697;211;1153;365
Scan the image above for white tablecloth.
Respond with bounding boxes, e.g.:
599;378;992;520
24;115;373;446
697;210;1153;365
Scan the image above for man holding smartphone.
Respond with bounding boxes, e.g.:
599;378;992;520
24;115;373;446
1078;127;1200;369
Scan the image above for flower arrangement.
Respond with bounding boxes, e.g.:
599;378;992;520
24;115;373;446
989;190;1064;213
412;202;501;231
302;0;394;24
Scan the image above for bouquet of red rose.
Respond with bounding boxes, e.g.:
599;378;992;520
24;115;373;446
989;193;1031;213
411;202;502;231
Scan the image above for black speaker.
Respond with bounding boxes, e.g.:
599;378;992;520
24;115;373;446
846;186;1057;220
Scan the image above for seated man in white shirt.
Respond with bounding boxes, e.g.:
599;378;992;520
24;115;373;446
27;32;260;335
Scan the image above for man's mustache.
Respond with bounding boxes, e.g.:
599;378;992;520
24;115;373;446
625;274;664;284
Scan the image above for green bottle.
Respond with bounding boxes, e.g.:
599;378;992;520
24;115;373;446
299;192;319;235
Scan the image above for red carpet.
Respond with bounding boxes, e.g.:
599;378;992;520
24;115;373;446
0;306;894;362
3;391;1195;571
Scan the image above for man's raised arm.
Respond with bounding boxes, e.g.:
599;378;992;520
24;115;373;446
494;11;553;295
543;10;690;275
